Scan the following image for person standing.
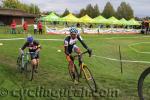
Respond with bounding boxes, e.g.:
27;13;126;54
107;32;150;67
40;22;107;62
23;21;28;34
11;20;16;34
145;21;149;34
34;22;38;34
38;21;43;35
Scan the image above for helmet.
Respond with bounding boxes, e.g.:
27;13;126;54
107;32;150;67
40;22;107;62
27;36;33;43
69;27;78;35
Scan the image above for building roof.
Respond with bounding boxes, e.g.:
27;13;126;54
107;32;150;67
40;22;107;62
0;8;37;17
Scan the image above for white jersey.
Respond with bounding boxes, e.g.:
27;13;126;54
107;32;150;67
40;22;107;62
34;24;37;29
64;35;83;46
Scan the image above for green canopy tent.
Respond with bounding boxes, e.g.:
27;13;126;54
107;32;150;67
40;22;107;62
79;15;94;23
93;15;108;24
39;12;60;34
59;13;80;28
120;18;129;26
60;13;79;22
128;18;140;26
43;12;60;21
107;16;122;25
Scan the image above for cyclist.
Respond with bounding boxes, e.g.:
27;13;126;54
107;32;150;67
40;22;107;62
64;27;92;84
19;36;41;72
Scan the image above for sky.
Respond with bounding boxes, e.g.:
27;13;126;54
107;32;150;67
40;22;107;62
1;0;150;17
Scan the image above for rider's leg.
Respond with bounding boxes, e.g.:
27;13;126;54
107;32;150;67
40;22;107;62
66;55;75;79
31;59;37;67
73;45;82;77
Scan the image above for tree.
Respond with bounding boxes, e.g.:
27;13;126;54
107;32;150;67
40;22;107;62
93;4;100;18
2;0;40;14
85;4;95;18
126;4;134;19
102;2;116;18
78;8;86;17
2;0;19;9
61;8;70;17
116;2;134;20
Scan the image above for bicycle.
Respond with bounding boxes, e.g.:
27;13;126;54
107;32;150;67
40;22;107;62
138;67;150;100
68;51;97;92
17;52;37;81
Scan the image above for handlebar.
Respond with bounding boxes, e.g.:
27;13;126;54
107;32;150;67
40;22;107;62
73;51;89;58
21;52;37;56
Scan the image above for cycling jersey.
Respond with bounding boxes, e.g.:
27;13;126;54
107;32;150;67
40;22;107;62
64;35;88;55
21;40;41;52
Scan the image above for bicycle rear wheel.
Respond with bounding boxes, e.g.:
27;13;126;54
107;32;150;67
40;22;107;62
68;63;79;82
82;64;97;92
138;67;150;100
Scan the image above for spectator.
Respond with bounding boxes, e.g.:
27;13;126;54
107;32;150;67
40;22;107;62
23;21;28;34
76;23;80;27
34;22;38;34
10;20;16;34
145;21;149;34
38;21;43;34
89;24;93;28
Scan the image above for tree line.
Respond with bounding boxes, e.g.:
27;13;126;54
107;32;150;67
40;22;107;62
62;1;134;20
1;0;40;14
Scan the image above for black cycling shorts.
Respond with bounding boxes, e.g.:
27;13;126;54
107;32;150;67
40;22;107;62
30;52;39;60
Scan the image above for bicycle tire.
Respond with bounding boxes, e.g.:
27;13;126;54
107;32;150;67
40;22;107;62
138;67;150;100
82;64;97;92
16;56;22;73
24;62;29;78
30;65;35;81
68;63;79;82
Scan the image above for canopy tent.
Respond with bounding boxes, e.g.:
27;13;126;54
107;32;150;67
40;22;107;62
120;18;129;25
79;15;94;23
128;18;140;26
42;12;60;21
107;16;122;25
93;15;108;24
60;13;79;22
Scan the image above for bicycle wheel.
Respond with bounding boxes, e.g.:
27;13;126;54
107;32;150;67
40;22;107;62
138;67;150;100
24;62;33;81
16;55;22;73
68;63;79;82
30;65;35;81
24;62;29;77
82;64;97;92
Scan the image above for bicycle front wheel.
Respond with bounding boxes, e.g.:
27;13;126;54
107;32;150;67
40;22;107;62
68;63;79;82
138;67;150;100
16;55;22;73
82;64;97;92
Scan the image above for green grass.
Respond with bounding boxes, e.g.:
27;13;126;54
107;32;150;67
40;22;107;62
0;33;150;100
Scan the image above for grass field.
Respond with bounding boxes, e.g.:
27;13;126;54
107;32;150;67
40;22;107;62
0;33;150;100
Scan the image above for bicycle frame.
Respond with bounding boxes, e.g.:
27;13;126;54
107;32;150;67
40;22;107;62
21;52;36;68
71;51;97;92
71;51;89;75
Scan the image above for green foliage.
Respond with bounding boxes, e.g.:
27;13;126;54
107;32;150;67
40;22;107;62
61;8;70;17
2;0;40;14
93;4;101;18
78;4;100;18
78;8;86;17
102;2;116;18
116;2;134;20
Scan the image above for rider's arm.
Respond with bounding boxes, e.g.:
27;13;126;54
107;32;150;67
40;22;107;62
77;35;88;49
64;40;70;56
19;42;28;54
35;41;41;53
77;35;92;57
